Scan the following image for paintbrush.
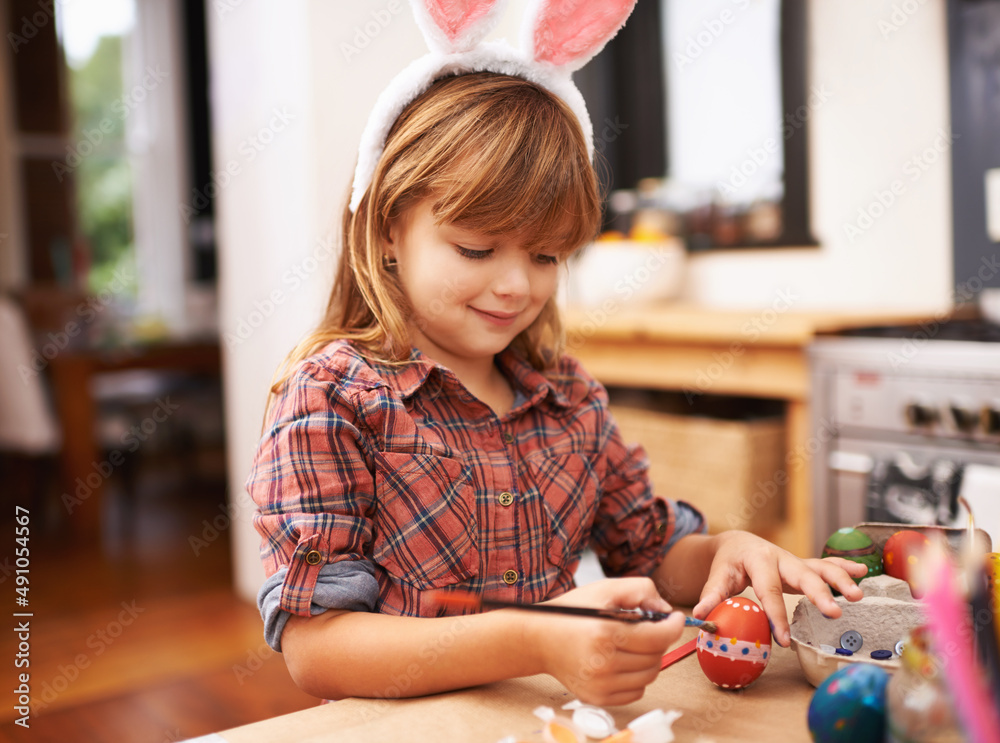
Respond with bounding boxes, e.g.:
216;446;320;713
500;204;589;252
432;591;718;633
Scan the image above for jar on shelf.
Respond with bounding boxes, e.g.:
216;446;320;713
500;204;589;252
885;626;964;743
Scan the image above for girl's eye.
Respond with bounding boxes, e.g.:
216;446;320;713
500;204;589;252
535;254;559;266
456;246;493;260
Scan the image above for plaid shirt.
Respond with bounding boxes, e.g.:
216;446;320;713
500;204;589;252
247;340;705;618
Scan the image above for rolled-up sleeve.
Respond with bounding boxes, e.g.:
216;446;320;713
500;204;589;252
246;361;379;617
258;561;379;651
590;413;706;578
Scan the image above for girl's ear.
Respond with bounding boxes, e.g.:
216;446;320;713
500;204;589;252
410;0;509;54
523;0;637;71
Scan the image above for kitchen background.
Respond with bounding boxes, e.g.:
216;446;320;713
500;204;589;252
0;0;997;740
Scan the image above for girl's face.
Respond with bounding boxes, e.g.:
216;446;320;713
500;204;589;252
387;199;561;373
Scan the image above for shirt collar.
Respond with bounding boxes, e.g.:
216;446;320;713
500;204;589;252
371;346;575;412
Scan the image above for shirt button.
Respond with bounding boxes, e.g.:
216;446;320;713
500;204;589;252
497;491;515;507
502;569;519;585
503;432;515;444
304;550;323;566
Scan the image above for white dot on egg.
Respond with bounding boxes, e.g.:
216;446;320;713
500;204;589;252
722;683;729;688
751;605;759;612
743;605;750;611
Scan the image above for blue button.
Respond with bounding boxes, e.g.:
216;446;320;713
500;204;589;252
835;648;854;656
839;630;863;652
870;650;892;660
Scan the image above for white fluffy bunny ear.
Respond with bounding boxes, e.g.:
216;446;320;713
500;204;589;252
523;0;637;72
410;0;509;54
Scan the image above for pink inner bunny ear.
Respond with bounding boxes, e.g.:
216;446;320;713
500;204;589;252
532;0;637;68
424;0;503;47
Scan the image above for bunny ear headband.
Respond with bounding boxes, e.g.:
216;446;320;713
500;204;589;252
349;0;638;212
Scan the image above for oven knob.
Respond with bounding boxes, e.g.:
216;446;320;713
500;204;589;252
904;402;938;427
983;406;1000;436
949;405;980;433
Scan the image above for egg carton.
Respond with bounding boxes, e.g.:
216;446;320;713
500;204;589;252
791;522;992;687
790;574;921;687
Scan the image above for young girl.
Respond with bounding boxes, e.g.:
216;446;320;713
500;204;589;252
248;3;866;708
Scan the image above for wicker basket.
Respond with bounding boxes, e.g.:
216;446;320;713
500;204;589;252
609;403;786;533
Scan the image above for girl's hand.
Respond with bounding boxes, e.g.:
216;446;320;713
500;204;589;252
691;531;866;648
525;577;685;706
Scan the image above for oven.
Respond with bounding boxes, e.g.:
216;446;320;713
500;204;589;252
808;321;1000;554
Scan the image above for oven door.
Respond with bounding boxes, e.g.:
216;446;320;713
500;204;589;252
827;437;1000;538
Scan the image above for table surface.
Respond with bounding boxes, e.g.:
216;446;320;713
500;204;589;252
215;595;819;743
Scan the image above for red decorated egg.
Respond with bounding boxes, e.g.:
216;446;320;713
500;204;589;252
696;597;772;690
882;530;930;597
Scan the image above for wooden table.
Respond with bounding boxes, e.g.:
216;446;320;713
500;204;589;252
208;595;820;743
562;304;936;558
48;338;221;539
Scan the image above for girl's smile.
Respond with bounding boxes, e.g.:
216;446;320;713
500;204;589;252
469;307;520;326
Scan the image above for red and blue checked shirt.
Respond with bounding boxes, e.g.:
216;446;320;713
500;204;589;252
247;340;705;619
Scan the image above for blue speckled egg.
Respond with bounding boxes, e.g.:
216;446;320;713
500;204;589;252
807;664;889;743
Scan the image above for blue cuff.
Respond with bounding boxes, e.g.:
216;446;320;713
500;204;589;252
665;499;708;550
257;560;379;651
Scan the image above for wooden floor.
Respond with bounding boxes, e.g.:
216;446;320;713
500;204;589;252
0;450;316;742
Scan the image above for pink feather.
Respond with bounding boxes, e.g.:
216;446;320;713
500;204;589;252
424;0;502;46
532;0;636;68
922;541;1000;743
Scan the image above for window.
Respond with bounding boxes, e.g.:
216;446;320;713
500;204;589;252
56;0;138;298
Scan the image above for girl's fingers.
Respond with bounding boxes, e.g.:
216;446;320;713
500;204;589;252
744;557;792;647
692;560;747;619
813;558;866;599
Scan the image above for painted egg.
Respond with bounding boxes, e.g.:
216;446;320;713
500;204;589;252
807;663;889;743
696;597;771;690
882;530;931;597
822;527;883;583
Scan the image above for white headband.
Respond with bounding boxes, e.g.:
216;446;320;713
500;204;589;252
349;0;638;213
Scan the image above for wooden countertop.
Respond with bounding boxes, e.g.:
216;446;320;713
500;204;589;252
563;303;940;348
213;594;819;743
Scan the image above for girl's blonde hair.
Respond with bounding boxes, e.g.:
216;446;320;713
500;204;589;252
272;72;602;399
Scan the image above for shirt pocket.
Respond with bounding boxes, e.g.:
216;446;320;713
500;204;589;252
372;451;480;589
524;452;600;567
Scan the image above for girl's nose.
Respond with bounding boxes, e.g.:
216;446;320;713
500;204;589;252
492;253;532;298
